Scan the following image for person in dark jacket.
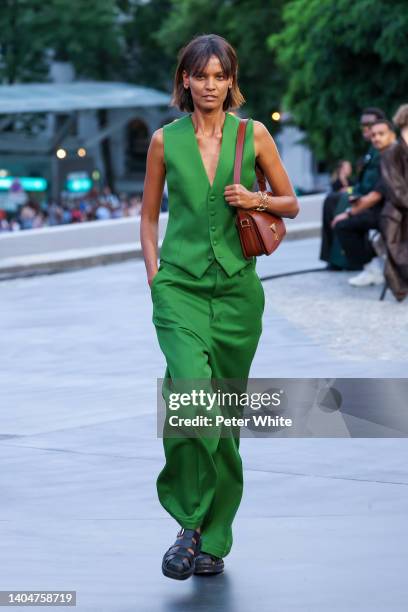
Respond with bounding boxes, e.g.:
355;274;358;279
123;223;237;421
379;104;408;301
332;119;396;286
320;107;385;269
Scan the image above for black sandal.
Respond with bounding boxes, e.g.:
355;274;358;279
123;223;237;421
162;527;201;580
194;551;224;575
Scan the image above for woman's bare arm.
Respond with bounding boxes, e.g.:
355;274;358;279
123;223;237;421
253;121;299;217
224;120;300;218
140;128;166;287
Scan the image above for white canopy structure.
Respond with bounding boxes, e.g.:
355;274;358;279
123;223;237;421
0;81;170;114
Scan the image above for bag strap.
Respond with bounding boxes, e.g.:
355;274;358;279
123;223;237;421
233;118;248;184
234;117;268;191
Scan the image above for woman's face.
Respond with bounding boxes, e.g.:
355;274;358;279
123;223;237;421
183;55;232;111
341;161;352;176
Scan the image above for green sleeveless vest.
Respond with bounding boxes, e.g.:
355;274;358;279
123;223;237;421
160;112;257;278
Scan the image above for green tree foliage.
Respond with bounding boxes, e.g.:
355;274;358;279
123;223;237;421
43;0;123;79
120;0;174;91
0;0;123;84
0;0;49;84
268;0;408;164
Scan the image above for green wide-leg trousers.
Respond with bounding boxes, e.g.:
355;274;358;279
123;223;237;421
151;259;264;558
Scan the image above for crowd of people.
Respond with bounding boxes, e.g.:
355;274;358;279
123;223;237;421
0;185;169;232
320;104;408;302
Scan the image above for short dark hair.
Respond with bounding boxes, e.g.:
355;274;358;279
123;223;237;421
361;107;386;120
170;34;245;112
371;119;395;132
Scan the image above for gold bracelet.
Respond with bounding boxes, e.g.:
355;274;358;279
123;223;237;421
254;190;268;211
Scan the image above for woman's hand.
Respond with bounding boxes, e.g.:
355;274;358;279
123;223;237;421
224;184;258;210
148;270;158;288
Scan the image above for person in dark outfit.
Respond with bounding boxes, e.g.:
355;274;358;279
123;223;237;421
332;119;397;286
320;107;385;269
379;104;408;301
330;160;353;193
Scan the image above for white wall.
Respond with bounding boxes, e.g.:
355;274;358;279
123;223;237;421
276;124;317;192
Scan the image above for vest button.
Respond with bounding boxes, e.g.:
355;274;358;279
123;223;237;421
208;255;213;260
211;226;216;231
210;211;216;216
213;239;218;245
209;195;216;201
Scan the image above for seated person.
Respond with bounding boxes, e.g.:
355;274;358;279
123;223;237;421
320;107;385;269
330;160;354;193
331;119;397;287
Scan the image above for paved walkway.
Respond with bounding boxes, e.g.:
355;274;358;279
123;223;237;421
1;238;407;611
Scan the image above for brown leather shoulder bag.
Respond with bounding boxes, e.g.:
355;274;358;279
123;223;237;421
234;118;286;258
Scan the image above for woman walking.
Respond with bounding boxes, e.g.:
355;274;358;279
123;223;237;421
140;33;298;581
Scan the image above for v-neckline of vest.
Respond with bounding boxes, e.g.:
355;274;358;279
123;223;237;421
188;112;230;190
